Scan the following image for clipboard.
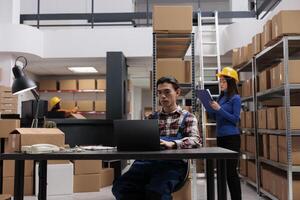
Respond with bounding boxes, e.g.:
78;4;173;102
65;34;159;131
196;89;214;112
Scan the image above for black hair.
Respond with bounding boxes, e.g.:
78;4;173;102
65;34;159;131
218;76;239;101
156;76;180;90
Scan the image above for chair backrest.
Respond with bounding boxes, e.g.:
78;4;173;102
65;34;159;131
172;160;190;193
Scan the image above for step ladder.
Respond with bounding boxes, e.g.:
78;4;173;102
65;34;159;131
197;11;221;147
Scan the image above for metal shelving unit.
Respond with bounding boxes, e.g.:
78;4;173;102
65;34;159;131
152;33;195;112
253;36;300;200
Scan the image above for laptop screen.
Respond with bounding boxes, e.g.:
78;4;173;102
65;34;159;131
114;119;160;151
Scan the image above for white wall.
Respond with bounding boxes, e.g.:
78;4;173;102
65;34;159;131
0;0;20;24
132;86;142;119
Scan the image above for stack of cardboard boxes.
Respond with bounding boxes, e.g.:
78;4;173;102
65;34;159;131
153;5;192;85
0;86;18;114
39;79;106;112
237;13;300;195
233;10;300;70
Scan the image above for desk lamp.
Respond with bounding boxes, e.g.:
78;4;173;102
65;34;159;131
12;56;40;128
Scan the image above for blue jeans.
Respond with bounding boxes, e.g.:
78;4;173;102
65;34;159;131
112;160;187;200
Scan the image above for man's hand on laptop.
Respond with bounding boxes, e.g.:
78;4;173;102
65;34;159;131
160;139;176;149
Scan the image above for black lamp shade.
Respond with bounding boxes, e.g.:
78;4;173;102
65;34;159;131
12;65;37;95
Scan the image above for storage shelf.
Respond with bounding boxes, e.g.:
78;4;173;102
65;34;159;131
241;128;255;134
39;89;105;93
255;36;300;72
258;129;300;135
256;84;300;100
239;174;257;188
259;157;300;172
178;83;193;96
155;33;192;59
241;151;256;160
236;59;253;73
260;188;279;200
241;96;253;102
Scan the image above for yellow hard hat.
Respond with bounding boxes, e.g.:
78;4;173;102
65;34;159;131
216;67;239;82
49;96;61;109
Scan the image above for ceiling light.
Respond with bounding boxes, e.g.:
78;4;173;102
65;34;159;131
68;67;98;73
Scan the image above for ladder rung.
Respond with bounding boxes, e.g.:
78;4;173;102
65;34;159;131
206;138;217;141
202;42;217;45
204;81;219;84
204;67;218;70
203;54;218;57
202;29;216;32
205;123;216;126
202;17;215;20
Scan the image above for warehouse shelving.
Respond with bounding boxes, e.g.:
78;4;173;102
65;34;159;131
260;188;279;200
152;33;195;112
239;174;257;188
253;36;300;200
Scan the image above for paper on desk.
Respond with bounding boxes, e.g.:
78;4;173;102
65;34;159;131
80;145;116;150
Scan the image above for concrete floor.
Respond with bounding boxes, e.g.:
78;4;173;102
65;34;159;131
23;178;266;200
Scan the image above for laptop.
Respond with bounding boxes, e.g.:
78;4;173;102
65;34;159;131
114;119;161;151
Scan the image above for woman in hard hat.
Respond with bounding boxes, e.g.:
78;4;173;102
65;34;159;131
208;67;241;200
49;96;78;117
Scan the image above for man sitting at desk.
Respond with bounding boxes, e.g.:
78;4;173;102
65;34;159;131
112;76;201;200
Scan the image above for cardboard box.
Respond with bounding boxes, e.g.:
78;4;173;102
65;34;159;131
152;5;193;33
97;79;106;90
277;106;300;130
262;134;270;159
0;103;15;110
157;59;191;83
36;162;73;196
0;194;11;200
269;135;278;162
275;60;300;87
247;160;256;183
8;128;65;152
245;111;253;128
0;109;17;114
278;135;300;165
240;134;246;151
74;174;100;193
3;160;33;177
173;178;191;200
0;86;11;92
252;33;261;55
246;135;255;154
242;79;252;97
240;111;245;128
239;46;248;64
0;91;14;98
239;158;247;176
280;174;300;200
272;10;300;40
262;20;272;47
60;101;76;110
73;160;102;175
77;101;93;111
38;80;57;91
95;100;106;112
78;79;96;90
247;43;253;61
100;168;114;188
59;80;77;90
0;97;18;104
267;108;277;129
232;48;239;67
259;69;271;92
206;125;216;138
258;109;267;129
3;176;33;196
0;119;20;138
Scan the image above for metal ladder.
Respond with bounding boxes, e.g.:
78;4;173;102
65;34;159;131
197;11;221;147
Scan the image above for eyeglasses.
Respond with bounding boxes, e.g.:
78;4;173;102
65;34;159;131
157;89;173;97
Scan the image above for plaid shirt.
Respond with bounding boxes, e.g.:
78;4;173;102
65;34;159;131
148;106;201;149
